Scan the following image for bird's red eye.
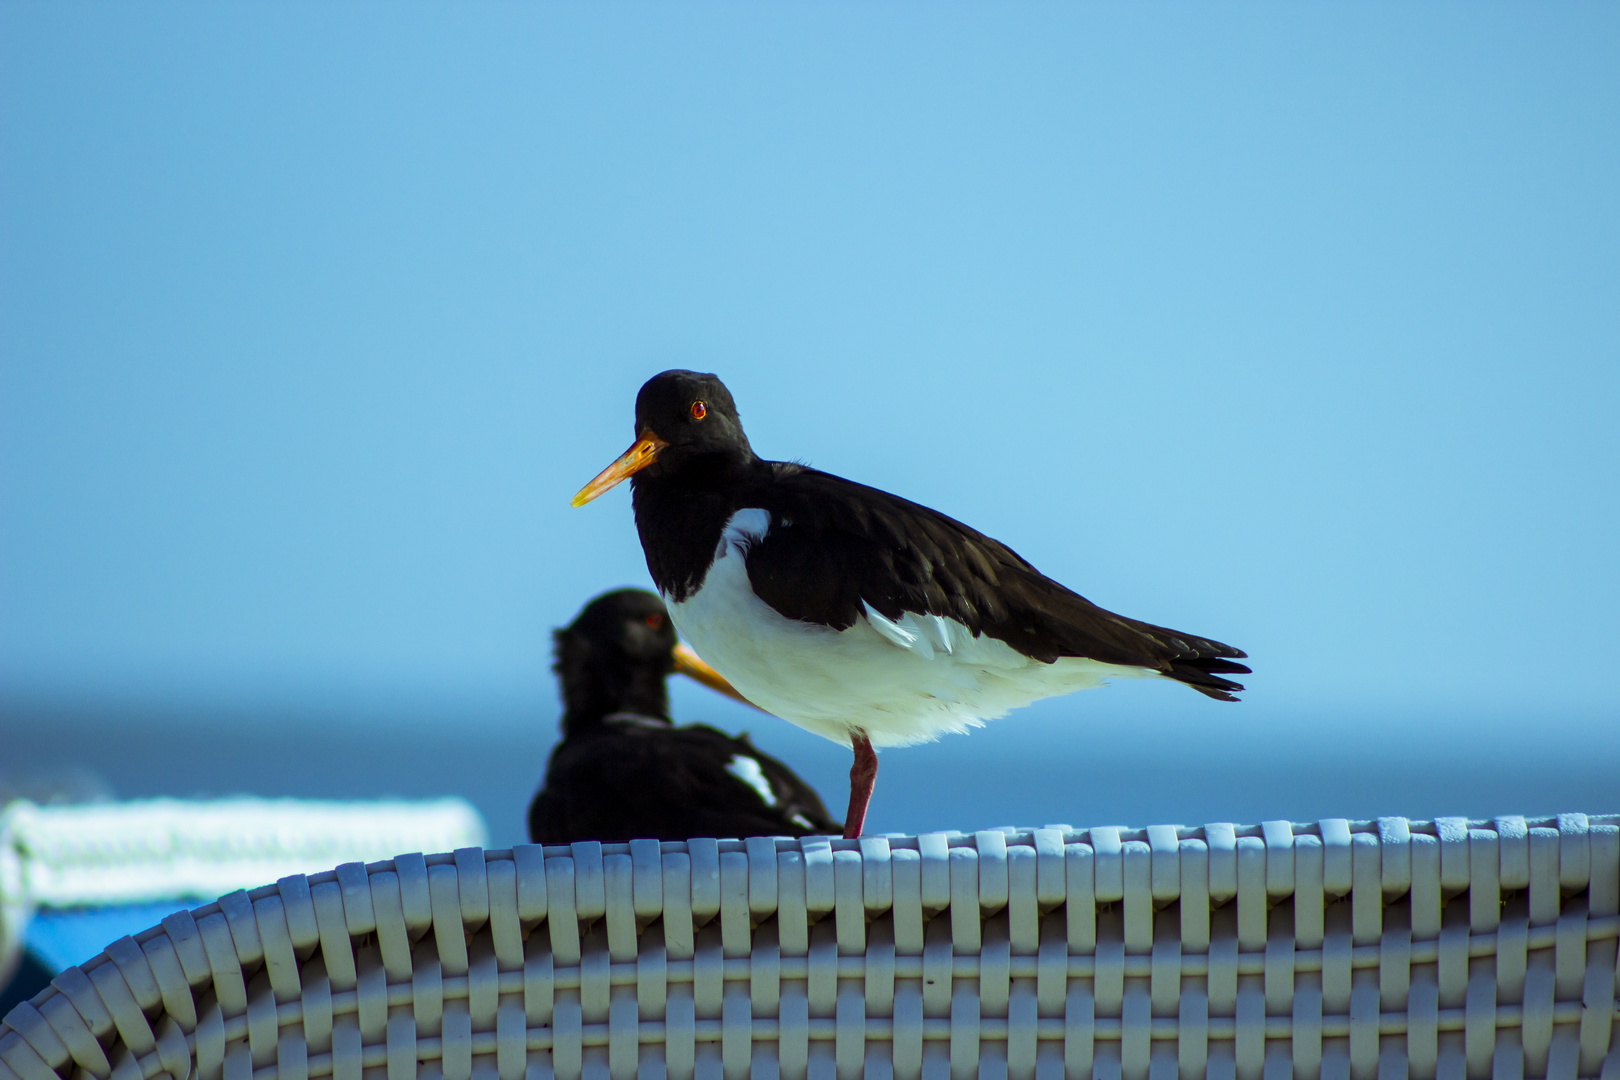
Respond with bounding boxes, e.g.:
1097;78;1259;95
689;401;707;420
644;613;664;629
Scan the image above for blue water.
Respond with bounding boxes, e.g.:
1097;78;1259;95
6;684;1616;853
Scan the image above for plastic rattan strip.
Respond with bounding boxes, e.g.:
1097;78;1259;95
3;814;1617;1080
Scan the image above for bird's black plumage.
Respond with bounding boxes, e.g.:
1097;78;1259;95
527;588;841;844
625;371;1250;700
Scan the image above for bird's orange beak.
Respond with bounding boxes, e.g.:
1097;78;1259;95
672;642;766;712
571;431;669;507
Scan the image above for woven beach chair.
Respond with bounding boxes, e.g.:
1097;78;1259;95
3;814;1617;1080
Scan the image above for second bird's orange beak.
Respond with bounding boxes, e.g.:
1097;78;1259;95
672;643;765;712
571;431;669;507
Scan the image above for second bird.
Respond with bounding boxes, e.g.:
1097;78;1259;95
572;371;1252;839
528;588;841;844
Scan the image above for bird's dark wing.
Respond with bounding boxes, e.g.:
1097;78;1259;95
528;718;840;844
740;464;1250;699
724;730;841;834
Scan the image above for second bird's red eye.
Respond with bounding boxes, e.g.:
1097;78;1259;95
645;613;664;629
690;401;707;420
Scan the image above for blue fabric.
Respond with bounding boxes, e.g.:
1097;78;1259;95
24;902;199;973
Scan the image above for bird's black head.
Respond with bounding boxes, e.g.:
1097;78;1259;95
633;370;752;470
553;588;677;733
571;370;755;506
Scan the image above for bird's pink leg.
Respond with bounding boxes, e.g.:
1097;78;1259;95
843;732;878;840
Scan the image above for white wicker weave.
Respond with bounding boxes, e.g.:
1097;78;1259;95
2;815;1616;1080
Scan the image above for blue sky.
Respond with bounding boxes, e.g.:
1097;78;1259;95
3;5;1617;832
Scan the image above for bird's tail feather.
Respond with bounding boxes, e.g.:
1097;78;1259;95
1166;655;1251;701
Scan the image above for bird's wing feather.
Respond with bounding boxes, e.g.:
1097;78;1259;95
724;730;842;833
742;464;1249;698
530;718;840;843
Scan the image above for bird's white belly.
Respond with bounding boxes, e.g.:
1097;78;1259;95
665;509;1152;748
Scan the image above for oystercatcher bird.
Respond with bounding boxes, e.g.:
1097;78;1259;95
571;371;1250;839
527;588;841;843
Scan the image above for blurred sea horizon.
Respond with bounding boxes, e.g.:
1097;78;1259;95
7;672;1614;850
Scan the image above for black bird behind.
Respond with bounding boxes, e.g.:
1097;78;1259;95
527;588;841;844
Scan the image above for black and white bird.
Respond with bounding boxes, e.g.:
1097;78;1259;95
571;371;1250;839
527;588;841;844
